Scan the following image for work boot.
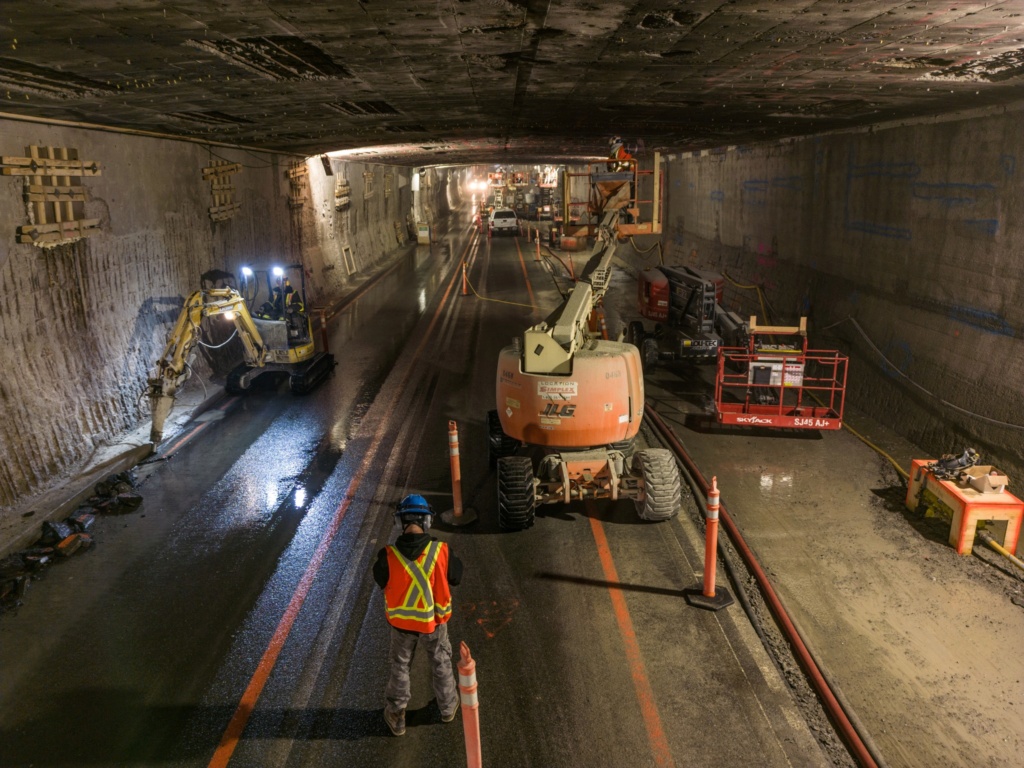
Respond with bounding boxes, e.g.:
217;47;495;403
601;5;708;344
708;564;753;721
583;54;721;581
441;697;460;724
384;707;406;736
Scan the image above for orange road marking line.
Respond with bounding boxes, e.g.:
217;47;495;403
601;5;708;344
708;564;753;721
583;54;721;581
208;226;470;768
208;461;368;768
588;513;677;768
164;422;208;456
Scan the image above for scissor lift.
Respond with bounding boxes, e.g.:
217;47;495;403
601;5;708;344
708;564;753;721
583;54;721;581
714;317;848;429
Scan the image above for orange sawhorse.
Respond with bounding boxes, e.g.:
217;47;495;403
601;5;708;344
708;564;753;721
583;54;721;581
905;459;1023;555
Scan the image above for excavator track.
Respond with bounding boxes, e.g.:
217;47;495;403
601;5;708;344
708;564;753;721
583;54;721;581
289;352;337;394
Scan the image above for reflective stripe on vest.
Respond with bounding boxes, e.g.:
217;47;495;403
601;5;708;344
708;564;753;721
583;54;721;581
385;541;452;630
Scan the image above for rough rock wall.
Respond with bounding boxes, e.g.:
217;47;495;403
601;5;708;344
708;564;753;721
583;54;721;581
0;119;421;509
659;103;1024;480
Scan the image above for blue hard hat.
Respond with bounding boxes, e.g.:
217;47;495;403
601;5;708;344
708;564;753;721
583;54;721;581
396;494;432;516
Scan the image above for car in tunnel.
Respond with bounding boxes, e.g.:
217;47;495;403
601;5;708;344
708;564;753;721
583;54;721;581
488;207;518;236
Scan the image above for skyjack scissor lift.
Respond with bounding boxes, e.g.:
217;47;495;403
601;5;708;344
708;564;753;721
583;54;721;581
713;317;848;429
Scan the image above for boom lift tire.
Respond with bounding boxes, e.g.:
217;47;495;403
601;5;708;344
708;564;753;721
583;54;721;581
497;455;536;531
488;410;520;468
632;449;681;521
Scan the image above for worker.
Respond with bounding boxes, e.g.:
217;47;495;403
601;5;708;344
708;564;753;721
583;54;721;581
285;286;304;314
270;278;284;317
373;494;463;736
607;136;633;172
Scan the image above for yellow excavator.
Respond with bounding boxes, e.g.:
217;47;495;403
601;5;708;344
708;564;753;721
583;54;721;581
146;264;336;443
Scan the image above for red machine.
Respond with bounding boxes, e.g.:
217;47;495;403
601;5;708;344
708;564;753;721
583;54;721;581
627;265;745;369
713;317;848;429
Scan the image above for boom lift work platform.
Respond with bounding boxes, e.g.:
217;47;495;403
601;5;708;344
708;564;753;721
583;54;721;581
713;317;848;430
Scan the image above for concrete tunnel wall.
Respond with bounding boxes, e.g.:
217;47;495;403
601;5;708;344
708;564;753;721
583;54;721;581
0;118;451;510
660;102;1024;482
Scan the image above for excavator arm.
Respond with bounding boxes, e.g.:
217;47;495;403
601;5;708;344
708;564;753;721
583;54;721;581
147;287;268;442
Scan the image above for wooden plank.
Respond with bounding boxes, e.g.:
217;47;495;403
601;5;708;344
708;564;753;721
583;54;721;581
18;218;100;235
1;156;100;175
25;191;87;203
17;223;101;244
202;162;241;177
26;184;86;194
17;228;100;245
29;146;47;225
57;147;74;222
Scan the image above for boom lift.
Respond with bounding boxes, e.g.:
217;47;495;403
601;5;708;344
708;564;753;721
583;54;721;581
627;265;748;370
489;152;682;530
146;264;336;443
713;316;848;429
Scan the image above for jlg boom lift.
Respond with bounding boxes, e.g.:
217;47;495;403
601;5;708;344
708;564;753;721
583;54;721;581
488;151;682;530
146;264;335;443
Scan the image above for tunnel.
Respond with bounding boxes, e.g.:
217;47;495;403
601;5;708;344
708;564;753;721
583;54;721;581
0;3;1023;767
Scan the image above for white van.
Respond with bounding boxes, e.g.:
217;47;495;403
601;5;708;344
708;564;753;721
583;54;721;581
488;208;518;236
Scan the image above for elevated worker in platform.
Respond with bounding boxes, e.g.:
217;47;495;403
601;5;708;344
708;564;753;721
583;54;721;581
607;135;634;172
373;494;464;736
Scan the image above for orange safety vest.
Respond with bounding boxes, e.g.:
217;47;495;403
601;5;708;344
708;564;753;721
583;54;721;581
384;541;453;633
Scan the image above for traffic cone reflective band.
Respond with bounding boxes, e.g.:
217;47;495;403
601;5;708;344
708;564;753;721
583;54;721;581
703;476;720;597
441;421;477;526
459;641;482;768
684;475;734;611
449;421;463;518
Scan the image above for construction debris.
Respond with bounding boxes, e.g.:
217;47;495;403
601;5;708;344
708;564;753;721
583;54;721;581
0;469;142;616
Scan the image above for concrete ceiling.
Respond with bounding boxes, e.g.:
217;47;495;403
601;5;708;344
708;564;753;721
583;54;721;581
1;1;1023;166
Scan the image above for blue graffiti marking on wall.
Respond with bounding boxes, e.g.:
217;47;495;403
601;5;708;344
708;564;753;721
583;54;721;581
742;179;768;207
911;182;995;207
844;150;920;240
847;221;913;240
1000;154;1016;176
710;190;724;202
880;340;914;378
771;175;802;191
847;160;920;180
961;219;999;237
948;305;1014;337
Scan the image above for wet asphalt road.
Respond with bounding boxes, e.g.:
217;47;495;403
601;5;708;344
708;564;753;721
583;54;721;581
0;210;827;768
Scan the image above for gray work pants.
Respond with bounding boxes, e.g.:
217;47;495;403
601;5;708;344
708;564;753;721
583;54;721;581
384;622;459;718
